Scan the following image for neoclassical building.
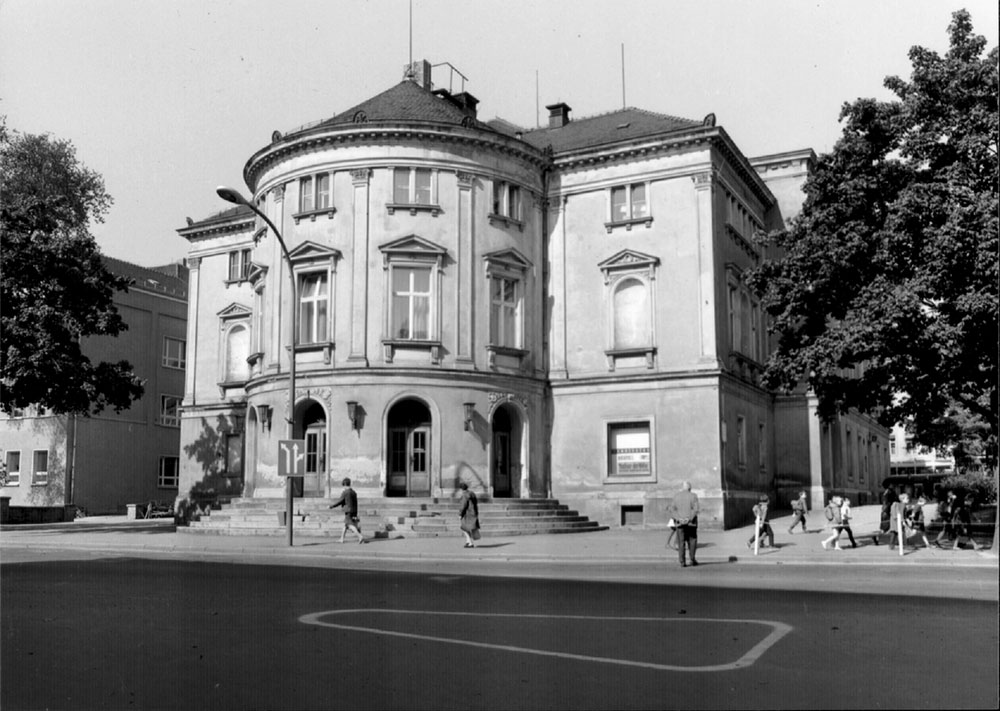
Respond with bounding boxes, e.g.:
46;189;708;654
177;62;886;529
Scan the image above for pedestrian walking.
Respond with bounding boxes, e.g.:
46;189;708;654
747;495;775;550
934;490;958;548
329;477;365;544
788;491;808;534
821;495;844;550
665;518;678;550
907;495;932;548
667;481;700;567
457;482;480;548
888;493;910;550
839;495;858;548
950;493;982;551
872;479;898;545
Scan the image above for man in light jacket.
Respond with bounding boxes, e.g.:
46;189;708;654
668;481;700;567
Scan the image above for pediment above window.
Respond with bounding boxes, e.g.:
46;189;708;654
246;262;268;286
379;234;448;267
483;248;532;273
217;302;253;321
598;249;660;283
288;241;342;264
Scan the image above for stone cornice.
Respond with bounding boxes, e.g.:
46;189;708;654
244;122;549;190
177;215;255;241
549;125;775;209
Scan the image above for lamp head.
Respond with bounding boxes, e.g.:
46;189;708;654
216;186;249;206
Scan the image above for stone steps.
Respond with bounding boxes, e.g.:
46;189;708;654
182;496;606;538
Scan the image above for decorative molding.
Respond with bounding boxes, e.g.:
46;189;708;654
598;249;660;284
488;391;529;412
604;216;653;233
350;168;371;185
270;185;285;202
456;171;476;187
692;170;716;189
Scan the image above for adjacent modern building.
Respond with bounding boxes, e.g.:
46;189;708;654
0;258;188;515
176;62;887;529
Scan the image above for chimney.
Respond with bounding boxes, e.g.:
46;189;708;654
404;59;432;90
451;91;479;119
546;102;572;128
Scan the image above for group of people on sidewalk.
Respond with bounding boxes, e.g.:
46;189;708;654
663;479;987;566
327;477;482;548
873;485;982;552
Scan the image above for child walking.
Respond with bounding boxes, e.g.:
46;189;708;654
747;494;775;549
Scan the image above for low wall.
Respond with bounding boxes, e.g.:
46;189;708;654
2;503;76;524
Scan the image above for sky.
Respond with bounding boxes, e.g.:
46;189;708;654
2;0;998;268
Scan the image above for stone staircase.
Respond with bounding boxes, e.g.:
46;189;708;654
181;496;607;538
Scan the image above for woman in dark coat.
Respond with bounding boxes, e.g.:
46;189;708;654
458;482;480;548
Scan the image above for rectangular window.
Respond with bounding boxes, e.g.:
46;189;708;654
610;183;649;222
491;181;522;221
4;451;21;486
160;395;181;427
490;276;521;348
736;416;746;467
305;428;327;475
393;167;434;205
299;175;314;213
228;249;252;282
162;337;187;369
225;434;243;478
391;266;431;340
316;173;332;210
608;422;651;477
32;450;48;485
846;428;854;481
298;272;330;344
758;423;767;470
158;456;179;488
414;169;432;204
393;168;410;204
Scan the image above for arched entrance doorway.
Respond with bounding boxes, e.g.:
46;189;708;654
491;403;522;498
293;400;327;498
386;398;431;496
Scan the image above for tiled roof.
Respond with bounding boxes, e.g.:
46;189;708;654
103;256;188;299
514;108;703;154
319;80;484;129
180;203;255;232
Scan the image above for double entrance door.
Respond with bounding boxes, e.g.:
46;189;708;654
387;426;430;496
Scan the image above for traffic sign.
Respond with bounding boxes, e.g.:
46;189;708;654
278;439;307;477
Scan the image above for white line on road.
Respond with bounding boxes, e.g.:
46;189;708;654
299;609;793;672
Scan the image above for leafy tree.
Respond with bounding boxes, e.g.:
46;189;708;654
747;10;998;455
1;120;144;415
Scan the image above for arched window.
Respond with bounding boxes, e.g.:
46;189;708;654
598;250;659;371
613;277;649;350
226;325;250;382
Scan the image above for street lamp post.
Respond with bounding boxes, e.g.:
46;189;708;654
217;186;297;547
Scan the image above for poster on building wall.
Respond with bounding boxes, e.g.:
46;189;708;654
616;450;650;475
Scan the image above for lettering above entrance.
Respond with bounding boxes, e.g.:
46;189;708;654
488;391;528;412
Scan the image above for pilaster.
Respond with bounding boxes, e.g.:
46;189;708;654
693;170;721;366
455;171;475;365
349;168;371;365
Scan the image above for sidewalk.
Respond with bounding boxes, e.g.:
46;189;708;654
2;505;995;568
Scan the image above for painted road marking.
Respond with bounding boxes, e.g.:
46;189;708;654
299;609;792;672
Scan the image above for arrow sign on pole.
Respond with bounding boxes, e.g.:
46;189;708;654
278;439;307;477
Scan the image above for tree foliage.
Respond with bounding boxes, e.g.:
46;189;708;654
747;10;998;455
1;120;144;415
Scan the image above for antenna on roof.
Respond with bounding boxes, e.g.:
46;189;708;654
405;0;414;79
621;43;626;109
536;69;540;129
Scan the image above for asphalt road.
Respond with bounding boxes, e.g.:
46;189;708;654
2;556;997;710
